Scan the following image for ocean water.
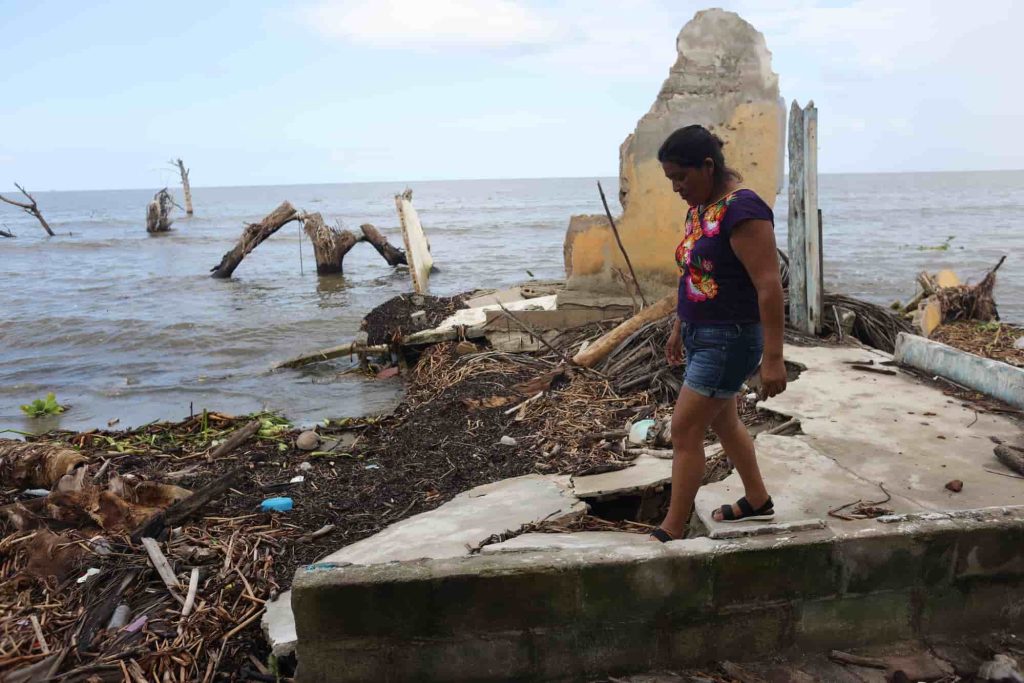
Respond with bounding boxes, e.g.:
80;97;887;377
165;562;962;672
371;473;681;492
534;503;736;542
2;172;1021;434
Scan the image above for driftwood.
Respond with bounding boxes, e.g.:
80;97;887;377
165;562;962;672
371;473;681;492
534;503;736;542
0;183;54;236
360;223;407;266
995;444;1024;476
273;341;390;370
171;158;193;216
572;293;676;368
208;419;261;459
301;212;360;275
210;201;299;278
146;188;174;233
131;467;245;542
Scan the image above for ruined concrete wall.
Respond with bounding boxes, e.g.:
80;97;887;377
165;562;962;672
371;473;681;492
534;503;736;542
566;9;784;296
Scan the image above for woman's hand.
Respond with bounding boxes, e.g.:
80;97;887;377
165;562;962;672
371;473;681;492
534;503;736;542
758;355;787;399
666;321;684;366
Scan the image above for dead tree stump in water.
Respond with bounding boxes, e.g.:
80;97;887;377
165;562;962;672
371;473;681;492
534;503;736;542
146;188;175;233
0;183;54;236
360;223;407;266
301;212;360;275
210;201;299;278
171;158;193;216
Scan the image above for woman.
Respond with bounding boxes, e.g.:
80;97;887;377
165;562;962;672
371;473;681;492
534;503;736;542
650;124;787;542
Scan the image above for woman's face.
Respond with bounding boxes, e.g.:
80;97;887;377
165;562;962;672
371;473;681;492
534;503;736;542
661;159;714;206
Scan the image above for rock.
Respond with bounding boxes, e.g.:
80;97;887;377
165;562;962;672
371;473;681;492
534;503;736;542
298;461;313;472
455;341;478;356
945;479;963;492
295;431;320;451
565;8;783;296
978;654;1023;683
1014;335;1024;350
499;436;517;446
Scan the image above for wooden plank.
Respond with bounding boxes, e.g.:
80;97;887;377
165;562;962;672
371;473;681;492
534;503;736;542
787;100;809;333
803;103;822;334
395;191;433;294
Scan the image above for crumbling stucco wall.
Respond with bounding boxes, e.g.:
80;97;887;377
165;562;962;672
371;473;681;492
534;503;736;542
566;9;784;297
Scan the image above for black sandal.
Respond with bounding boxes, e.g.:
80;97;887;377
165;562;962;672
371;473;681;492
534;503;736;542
714;496;774;523
649;527;678;543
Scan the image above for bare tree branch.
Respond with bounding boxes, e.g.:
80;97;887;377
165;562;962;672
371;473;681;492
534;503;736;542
0;183;54;236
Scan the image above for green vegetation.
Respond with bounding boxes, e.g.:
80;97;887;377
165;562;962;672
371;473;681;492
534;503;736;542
20;392;65;418
918;235;956;251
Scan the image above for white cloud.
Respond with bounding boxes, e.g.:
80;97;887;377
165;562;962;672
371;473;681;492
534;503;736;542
304;0;561;48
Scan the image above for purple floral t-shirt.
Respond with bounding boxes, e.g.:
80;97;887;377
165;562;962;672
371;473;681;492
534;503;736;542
675;188;773;324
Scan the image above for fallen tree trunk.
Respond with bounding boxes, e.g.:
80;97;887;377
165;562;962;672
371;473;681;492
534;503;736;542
572;293;677;368
995;444;1024;476
210;201;299;278
301;212;360;275
146;188;175;233
360;223;407;266
0;183;54;236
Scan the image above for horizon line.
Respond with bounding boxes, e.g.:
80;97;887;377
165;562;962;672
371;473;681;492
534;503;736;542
11;167;1024;195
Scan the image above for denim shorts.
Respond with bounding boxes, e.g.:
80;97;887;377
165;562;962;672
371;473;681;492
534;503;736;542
683;323;764;399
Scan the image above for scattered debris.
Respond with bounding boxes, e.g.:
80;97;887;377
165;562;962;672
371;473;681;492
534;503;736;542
362;292;467;346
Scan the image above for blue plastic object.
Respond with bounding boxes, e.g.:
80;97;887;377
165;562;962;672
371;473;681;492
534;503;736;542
260;497;293;513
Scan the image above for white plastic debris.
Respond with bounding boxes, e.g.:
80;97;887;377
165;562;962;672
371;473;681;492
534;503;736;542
500;436;517;446
107;604;130;630
628;419;656;445
289;475;305;484
77;567;101;584
298;462;313;472
1014;336;1024;350
22;489;49;498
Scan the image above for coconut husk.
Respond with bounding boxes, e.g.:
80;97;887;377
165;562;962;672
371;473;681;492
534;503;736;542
0;440;88;488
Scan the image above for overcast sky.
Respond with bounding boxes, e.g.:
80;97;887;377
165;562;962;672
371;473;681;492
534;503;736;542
1;0;1021;191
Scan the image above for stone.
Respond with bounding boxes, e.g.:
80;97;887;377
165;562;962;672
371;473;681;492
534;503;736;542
565;9;784;296
295;431;319;451
499;436;517;446
945;479;963;492
977;654;1023;683
298;462;313;472
262;592;298;657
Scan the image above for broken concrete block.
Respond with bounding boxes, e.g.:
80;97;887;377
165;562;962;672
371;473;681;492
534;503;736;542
564;9;784;296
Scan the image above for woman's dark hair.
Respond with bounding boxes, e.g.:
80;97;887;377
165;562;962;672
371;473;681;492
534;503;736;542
657;124;741;186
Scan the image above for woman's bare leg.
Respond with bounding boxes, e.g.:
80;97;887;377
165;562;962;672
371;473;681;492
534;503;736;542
656;387;731;539
710;399;770;520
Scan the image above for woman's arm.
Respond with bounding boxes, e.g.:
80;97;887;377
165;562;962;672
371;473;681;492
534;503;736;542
730;219;786;397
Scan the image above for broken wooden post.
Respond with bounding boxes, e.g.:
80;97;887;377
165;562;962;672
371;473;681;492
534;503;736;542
395;190;433;294
300;212;360;275
360;223;407;266
171;158;193;216
146;188;175;233
0;183;54;236
210;201;299;278
787;100;821;334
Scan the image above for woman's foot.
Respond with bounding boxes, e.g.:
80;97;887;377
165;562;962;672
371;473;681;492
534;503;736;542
649;524;686;542
711;495;774;523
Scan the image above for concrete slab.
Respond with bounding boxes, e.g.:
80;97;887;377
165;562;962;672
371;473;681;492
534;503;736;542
481;531;651;553
571;454;673;499
403;295;558;345
464;287;525;309
762;344;1024;516
695;435;922;540
264;474;585;657
395;191;433;294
